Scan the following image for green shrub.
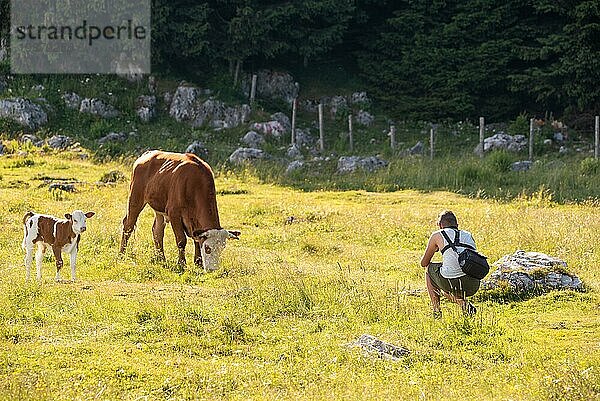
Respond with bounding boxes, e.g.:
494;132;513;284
508;113;529;136
486;150;514;173
580;157;600;176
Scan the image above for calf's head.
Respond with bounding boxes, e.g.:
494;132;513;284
66;210;95;234
192;229;240;271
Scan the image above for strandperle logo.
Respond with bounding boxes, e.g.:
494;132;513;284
11;0;150;74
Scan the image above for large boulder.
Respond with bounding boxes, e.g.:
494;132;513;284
46;135;74;150
169;85;250;129
252;120;287;138
241;131;265;148
228;147;267;165
482;250;584;294
0;98;48;129
62;92;82;110
475;133;527;154
337;156;388;174
185;141;209;159
243;70;299;104
79;98;120;118
355;110;374;126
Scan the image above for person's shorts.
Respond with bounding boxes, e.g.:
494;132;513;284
427;262;480;298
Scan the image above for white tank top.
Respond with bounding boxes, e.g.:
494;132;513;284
439;228;477;279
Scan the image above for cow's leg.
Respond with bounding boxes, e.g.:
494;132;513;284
120;194;146;254
35;243;44;281
69;249;77;282
170;218;187;268
24;244;34;281
53;246;63;281
152;213;167;262
194;241;203;267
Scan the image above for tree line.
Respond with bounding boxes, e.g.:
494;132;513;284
1;0;598;122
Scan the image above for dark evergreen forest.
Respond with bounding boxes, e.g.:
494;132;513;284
1;0;599;122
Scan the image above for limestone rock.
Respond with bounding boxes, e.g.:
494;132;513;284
511;160;533;172
482;250;584;294
20;134;43;146
0;98;48;129
241;131;265;148
271;112;291;132
252;120;286;138
62;92;82;110
228;147;266;165
243;70;298;104
337;156;388;174
355;110;374;126
136;95;156;123
475;133;527;154
285;160;304;175
46;135;73;150
98;132;128;144
350;92;370;105
79;98;120;118
349;334;409;361
185;141;208;159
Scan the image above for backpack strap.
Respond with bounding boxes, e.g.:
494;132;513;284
440;229;458;254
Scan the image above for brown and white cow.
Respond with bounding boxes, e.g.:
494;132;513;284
22;210;95;281
119;150;240;271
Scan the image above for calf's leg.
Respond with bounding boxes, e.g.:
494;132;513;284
53;246;63;281
69;250;77;281
24;245;34;281
35;243;44;281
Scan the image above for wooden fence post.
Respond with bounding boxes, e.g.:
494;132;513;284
479;117;485;158
430;127;435;160
389;125;396;150
291;98;297;146
348;114;354;152
529;118;534;161
318;103;324;152
595;115;599;159
249;74;257;103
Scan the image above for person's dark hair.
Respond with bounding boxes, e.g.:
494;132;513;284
438;210;458;228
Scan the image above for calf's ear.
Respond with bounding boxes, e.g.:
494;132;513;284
227;230;241;240
65;213;72;220
85;211;95;218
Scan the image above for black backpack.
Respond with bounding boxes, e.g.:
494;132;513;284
440;229;490;280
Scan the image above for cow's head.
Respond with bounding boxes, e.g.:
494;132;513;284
192;228;240;271
66;210;95;234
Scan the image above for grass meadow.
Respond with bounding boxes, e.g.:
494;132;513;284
0;149;599;400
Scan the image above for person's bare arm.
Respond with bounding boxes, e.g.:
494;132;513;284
420;233;440;267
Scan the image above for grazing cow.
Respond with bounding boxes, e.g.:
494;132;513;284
119;150;240;271
22;210;95;281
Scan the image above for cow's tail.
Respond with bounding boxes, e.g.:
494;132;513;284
22;211;35;250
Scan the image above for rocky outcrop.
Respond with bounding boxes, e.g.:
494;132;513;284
252;120;286;138
185;141;208;159
79;98;120;118
511;160;533;172
46;135;73;150
285;160;304;174
482;250;584;294
62;92;82;110
241;131;265;148
243;70;298;104
0;98;48;129
348;334;409;361
475;133;527;154
98;132;128;144
20;134;43;146
169;85;250;129
337;156;388;174
135;95;156;123
355;110;374;126
228;147;267;165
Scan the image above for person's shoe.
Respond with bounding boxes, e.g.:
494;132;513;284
432;309;442;319
462;302;477;316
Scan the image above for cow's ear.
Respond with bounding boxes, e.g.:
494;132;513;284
65;213;72;220
193;229;209;240
85;211;95;218
227;230;241;240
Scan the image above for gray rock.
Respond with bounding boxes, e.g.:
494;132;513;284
286;144;302;160
31;84;45;92
285;160;304;174
148;76;157;94
241;131;265;148
477;133;527;153
20;134;43;146
271;112;291;132
98;132;128;144
136;95;156;123
351;92;370;105
228;147;266;165
511;160;533;172
408;141;424;155
559;146;568;154
348;334;409;361
482;250;584;294
252;120;286;138
62;92;82;110
79;98;119;118
0;98;48;129
46;135;73;150
337;156;388;174
543;138;552;146
0;38;7;62
242;70;298;104
169;86;202;122
355;110;374;126
0;77;7;94
185;141;208;159
294;128;315;149
330;96;347;116
553;132;564;142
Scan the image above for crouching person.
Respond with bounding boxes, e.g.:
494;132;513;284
420;210;480;318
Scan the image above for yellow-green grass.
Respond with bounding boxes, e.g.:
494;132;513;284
0;150;598;400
